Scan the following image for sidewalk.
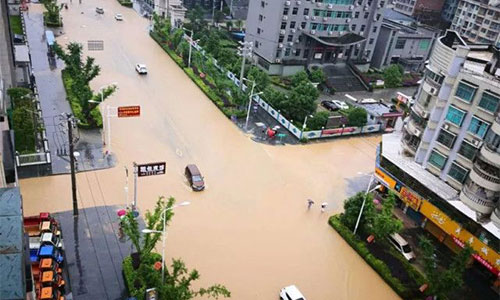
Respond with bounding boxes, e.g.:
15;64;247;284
56;206;137;300
22;7;115;175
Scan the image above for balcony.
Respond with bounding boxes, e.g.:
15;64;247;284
460;183;496;215
401;137;418;156
405;118;423;138
469;159;500;191
412;103;430;120
491;207;500;228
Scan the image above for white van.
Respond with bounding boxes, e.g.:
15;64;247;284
96;7;104;14
388;233;416;262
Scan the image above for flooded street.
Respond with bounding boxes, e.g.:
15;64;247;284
20;2;399;299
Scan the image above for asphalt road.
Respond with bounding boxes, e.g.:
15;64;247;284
20;2;400;299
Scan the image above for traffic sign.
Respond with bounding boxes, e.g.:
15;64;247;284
118;105;141;118
137;162;166;177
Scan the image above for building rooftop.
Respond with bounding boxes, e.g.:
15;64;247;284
13;45;29;63
383;8;416;25
381;133;500;239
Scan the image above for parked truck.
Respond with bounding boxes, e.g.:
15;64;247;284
32;258;62;280
31;245;64;265
30;232;64;250
25;220;60;238
38;286;64;300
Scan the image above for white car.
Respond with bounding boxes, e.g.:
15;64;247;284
135;64;148;75
388;233;416;262
331;100;349;110
280;285;306;300
115;13;123;21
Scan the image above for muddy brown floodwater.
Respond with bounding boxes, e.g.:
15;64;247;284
20;3;399;299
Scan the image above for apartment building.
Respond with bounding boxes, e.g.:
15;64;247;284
441;0;459;23
371;8;439;71
393;0;445;23
451;0;500;47
375;30;499;291
246;0;386;76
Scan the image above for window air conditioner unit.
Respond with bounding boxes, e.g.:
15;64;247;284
443;123;449;130
285;1;291;6
349;5;354;9
323;17;328;21
328;4;333;8
414;129;421;138
311;30;316;34
346;18;352;23
430;87;437;95
305;15;310;19
296;1;302;5
422;111;429;119
275;58;282;63
279;43;284;48
472;139;481;147
317;2;322;7
280;29;286;34
328;31;333;35
291;29;296;33
283;15;288;20
288;42;294;46
312;16;316;20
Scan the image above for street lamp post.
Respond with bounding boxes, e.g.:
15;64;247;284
182;28;197;69
89;83;118;151
353;175;382;235
300;114;314;139
142;201;190;283
242;78;263;131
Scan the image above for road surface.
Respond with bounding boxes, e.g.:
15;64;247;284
20;2;399;299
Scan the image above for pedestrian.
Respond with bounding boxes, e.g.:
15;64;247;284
307;199;314;210
321;202;328;213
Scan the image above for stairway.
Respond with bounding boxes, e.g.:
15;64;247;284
323;64;367;93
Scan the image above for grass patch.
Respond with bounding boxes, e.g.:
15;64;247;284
117;0;133;7
61;70;102;129
9;15;23;35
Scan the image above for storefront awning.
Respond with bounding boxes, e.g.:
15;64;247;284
302;32;366;47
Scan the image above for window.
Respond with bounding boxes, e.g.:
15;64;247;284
254;41;259;48
478;92;500;113
290;21;296;29
285;48;291;56
303;49;309;58
276;49;282;58
436;129;456;148
283;7;289;15
281;22;287;29
292;7;298;15
369;38;374;45
448;162;468;183
372;26;377;33
303;8;309;15
295;49;301;56
259;14;263;21
278;35;284;43
261;1;265;8
428;150;447;170
425;68;444;84
301;22;306;29
395;38;406;49
468;117;490;138
445;106;465;126
364;12;369;18
458;141;477;160
455;82;476;103
360;25;365;31
257;28;261;34
419;39;430;50
351;24;357;31
355;11;359;18
287;35;293;42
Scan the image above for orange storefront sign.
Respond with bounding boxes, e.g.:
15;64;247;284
399;187;422;211
420;200;500;276
375;167;396;189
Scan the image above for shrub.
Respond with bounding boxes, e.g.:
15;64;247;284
8;88;37;153
329;215;411;298
345;107;367;127
9;16;23;35
61;70;102;129
117;0;133;7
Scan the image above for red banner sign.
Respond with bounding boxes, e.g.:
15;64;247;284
118;105;140;118
322;127;356;135
452;236;499;276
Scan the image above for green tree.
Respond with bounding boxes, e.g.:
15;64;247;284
186;5;205;32
203;31;222;57
235;19;243;30
54;42;116;124
263;87;287;109
280;82;318;122
309;68;326;84
42;0;63;26
121;197;230;300
307;111;330;130
345;107;367;127
290;71;309;87
371;192;403;242
214;10;225;26
340;192;376;232
419;236;474;299
383;64;403;88
247;66;270;90
171;28;185;49
216;48;237;70
8;88;37;153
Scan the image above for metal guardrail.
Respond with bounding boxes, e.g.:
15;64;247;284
16;151;51;166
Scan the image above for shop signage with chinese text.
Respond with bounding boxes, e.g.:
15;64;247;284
137;162;166;177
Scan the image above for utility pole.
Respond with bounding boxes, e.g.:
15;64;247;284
133;162;138;211
238;41;253;91
67;114;78;216
229;0;233;16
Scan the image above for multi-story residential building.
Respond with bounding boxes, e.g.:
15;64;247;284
154;0;187;26
182;0;223;9
441;0;459;24
393;0;446;24
451;0;500;47
246;0;387;76
375;30;499;292
371;8;440;71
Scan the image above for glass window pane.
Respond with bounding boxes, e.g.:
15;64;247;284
455;82;476;102
478;92;500;113
448;162;468;183
468;117;490;138
458;141;477;160
428;150;447;169
445;106;465;126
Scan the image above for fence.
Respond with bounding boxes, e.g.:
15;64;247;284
16;151;51;166
183;34;382;140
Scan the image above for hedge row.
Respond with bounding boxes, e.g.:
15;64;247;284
8;88;37;154
117;0;133;7
328;215;411;298
150;31;246;120
61;70;103;129
43;12;62;28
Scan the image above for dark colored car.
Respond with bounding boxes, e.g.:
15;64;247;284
185;164;205;191
321;100;340;111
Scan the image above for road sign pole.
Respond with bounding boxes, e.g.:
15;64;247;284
107;105;112;153
67;114;78;216
133;162;138;211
